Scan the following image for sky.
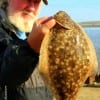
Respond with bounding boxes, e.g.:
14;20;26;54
39;0;100;22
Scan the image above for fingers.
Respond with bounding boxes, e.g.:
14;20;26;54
36;17;49;25
36;17;56;34
36;16;56;30
42;16;56;29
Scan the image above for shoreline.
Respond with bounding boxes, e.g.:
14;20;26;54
79;21;100;27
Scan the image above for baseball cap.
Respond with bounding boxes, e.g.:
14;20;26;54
43;0;48;5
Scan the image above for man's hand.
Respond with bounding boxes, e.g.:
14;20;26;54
27;17;56;53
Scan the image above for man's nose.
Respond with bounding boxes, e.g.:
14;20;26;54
27;2;35;11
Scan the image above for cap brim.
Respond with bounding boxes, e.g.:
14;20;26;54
43;0;48;5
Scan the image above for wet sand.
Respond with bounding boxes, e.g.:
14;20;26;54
77;86;100;100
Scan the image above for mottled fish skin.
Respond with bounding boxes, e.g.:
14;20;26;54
39;11;98;100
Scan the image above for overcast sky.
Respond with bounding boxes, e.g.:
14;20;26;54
39;0;100;22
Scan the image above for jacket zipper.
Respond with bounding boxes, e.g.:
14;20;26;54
4;85;7;100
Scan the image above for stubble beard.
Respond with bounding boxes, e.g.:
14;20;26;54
8;11;37;32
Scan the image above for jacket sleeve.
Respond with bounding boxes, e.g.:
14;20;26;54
0;28;39;87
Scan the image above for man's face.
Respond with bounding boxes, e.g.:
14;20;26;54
7;0;42;32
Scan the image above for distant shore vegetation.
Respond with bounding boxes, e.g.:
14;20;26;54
79;21;100;27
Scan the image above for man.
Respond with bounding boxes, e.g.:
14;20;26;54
0;0;56;100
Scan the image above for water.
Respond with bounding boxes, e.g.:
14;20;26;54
85;27;100;71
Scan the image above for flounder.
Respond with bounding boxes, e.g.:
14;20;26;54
39;11;98;100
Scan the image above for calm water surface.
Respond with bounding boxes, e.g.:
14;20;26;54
85;27;100;71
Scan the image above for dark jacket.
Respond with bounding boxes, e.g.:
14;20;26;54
0;8;40;100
